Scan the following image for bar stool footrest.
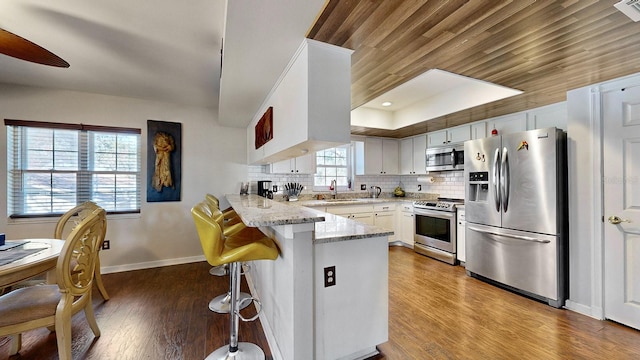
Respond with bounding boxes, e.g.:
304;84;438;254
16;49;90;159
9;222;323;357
236;297;262;322
205;342;265;360
209;292;251;314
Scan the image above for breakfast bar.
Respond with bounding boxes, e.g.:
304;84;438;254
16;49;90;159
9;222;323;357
226;194;390;360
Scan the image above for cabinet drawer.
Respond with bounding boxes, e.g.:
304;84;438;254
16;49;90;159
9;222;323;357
327;204;374;214
400;203;413;212
373;203;396;212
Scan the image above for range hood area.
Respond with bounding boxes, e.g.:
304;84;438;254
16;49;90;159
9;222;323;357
246;39;353;165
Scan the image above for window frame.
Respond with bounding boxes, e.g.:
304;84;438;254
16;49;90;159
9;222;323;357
5;119;142;218
313;143;353;192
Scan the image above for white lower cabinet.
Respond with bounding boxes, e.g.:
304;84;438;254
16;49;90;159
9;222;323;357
373;204;396;242
351;212;374;225
398;203;414;247
324;203;397;241
456;209;466;263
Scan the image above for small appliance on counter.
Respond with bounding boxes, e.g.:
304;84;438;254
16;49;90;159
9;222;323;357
257;180;273;198
370;186;381;198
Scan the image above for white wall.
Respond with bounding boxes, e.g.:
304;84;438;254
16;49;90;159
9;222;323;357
0;84;248;272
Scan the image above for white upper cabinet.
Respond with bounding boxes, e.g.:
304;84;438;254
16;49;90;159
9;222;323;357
486;113;527;136
364;137;399;175
447;125;471;144
471;122;487;139
270;153;315;174
427;125;471;147
427;130;447;147
400;135;427;175
246;39;353;165
526;102;567;131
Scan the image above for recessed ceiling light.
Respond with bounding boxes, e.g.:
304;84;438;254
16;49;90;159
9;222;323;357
381;101;392;107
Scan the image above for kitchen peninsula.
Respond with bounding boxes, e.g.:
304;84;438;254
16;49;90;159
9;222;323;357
226;194;390;360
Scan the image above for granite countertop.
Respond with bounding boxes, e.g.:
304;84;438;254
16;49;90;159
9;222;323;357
298;195;435;208
302;206;394;244
226;194;394;244
226;194;325;227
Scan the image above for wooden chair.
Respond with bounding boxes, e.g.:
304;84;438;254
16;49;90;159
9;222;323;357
55;201;109;300
0;207;107;359
191;202;278;359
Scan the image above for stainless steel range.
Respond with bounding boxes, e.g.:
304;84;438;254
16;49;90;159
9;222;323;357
413;198;463;265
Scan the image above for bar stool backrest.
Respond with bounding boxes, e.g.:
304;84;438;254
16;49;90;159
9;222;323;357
191;202;225;266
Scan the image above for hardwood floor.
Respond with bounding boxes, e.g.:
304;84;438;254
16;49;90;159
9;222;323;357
2;247;640;359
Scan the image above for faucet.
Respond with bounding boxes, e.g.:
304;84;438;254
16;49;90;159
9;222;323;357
330;179;337;199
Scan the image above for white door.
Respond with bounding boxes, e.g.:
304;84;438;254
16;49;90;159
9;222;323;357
603;84;640;330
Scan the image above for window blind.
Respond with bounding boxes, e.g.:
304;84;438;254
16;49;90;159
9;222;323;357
5;119;141;217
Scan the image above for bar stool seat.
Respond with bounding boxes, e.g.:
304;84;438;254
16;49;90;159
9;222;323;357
192;202;278;360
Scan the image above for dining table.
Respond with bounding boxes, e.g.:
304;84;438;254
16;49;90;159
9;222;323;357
0;238;66;289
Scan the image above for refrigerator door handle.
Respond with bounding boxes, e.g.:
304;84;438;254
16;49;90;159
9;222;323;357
467;226;551;243
501;147;509;213
493;148;501;212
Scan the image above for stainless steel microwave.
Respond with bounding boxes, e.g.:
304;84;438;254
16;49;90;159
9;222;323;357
425;145;464;172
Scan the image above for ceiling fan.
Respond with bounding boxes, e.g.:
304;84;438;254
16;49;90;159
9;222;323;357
0;27;69;67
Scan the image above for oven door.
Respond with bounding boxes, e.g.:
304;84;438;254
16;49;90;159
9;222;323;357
414;207;456;253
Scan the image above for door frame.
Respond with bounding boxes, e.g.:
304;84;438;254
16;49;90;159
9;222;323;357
571;73;640;321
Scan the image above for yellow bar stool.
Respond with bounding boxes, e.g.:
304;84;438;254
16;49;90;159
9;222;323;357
204;195;243;277
206;193;240;224
208;208;253;314
192;202;279;360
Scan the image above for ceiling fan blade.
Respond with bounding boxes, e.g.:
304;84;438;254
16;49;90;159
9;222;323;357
0;28;69;68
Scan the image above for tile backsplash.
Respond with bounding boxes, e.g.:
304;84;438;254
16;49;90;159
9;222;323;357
247;165;464;199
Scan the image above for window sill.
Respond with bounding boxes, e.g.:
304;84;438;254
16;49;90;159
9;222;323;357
8;212;141;225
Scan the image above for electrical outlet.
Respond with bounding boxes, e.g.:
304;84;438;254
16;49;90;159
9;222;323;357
102;240;110;250
324;266;336;287
360;184;366;190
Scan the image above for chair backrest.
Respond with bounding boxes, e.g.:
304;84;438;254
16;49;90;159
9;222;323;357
204;196;219;214
191;202;225;266
54;201;103;240
56;207;107;297
205;194;220;208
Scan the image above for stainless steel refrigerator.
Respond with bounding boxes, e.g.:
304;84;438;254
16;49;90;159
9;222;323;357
464;127;568;308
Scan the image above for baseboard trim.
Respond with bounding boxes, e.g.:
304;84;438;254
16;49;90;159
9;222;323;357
100;255;206;274
244;269;284;360
564;300;604;320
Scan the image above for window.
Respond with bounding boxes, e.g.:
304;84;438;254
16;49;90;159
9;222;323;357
314;144;352;190
5;120;141;217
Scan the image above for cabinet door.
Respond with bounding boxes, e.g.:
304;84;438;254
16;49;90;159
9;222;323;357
364;138;383;175
399;138;414;175
447;125;471;144
271;159;293;173
412;135;427;175
427;130;447;147
400;212;415;246
294;153;315;174
471;122;487;139
382;139;399;174
527;102;567;131
487;113;527;135
374;211;396;242
351;212;374;225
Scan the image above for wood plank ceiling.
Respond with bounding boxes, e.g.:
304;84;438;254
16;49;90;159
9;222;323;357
308;0;640;138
